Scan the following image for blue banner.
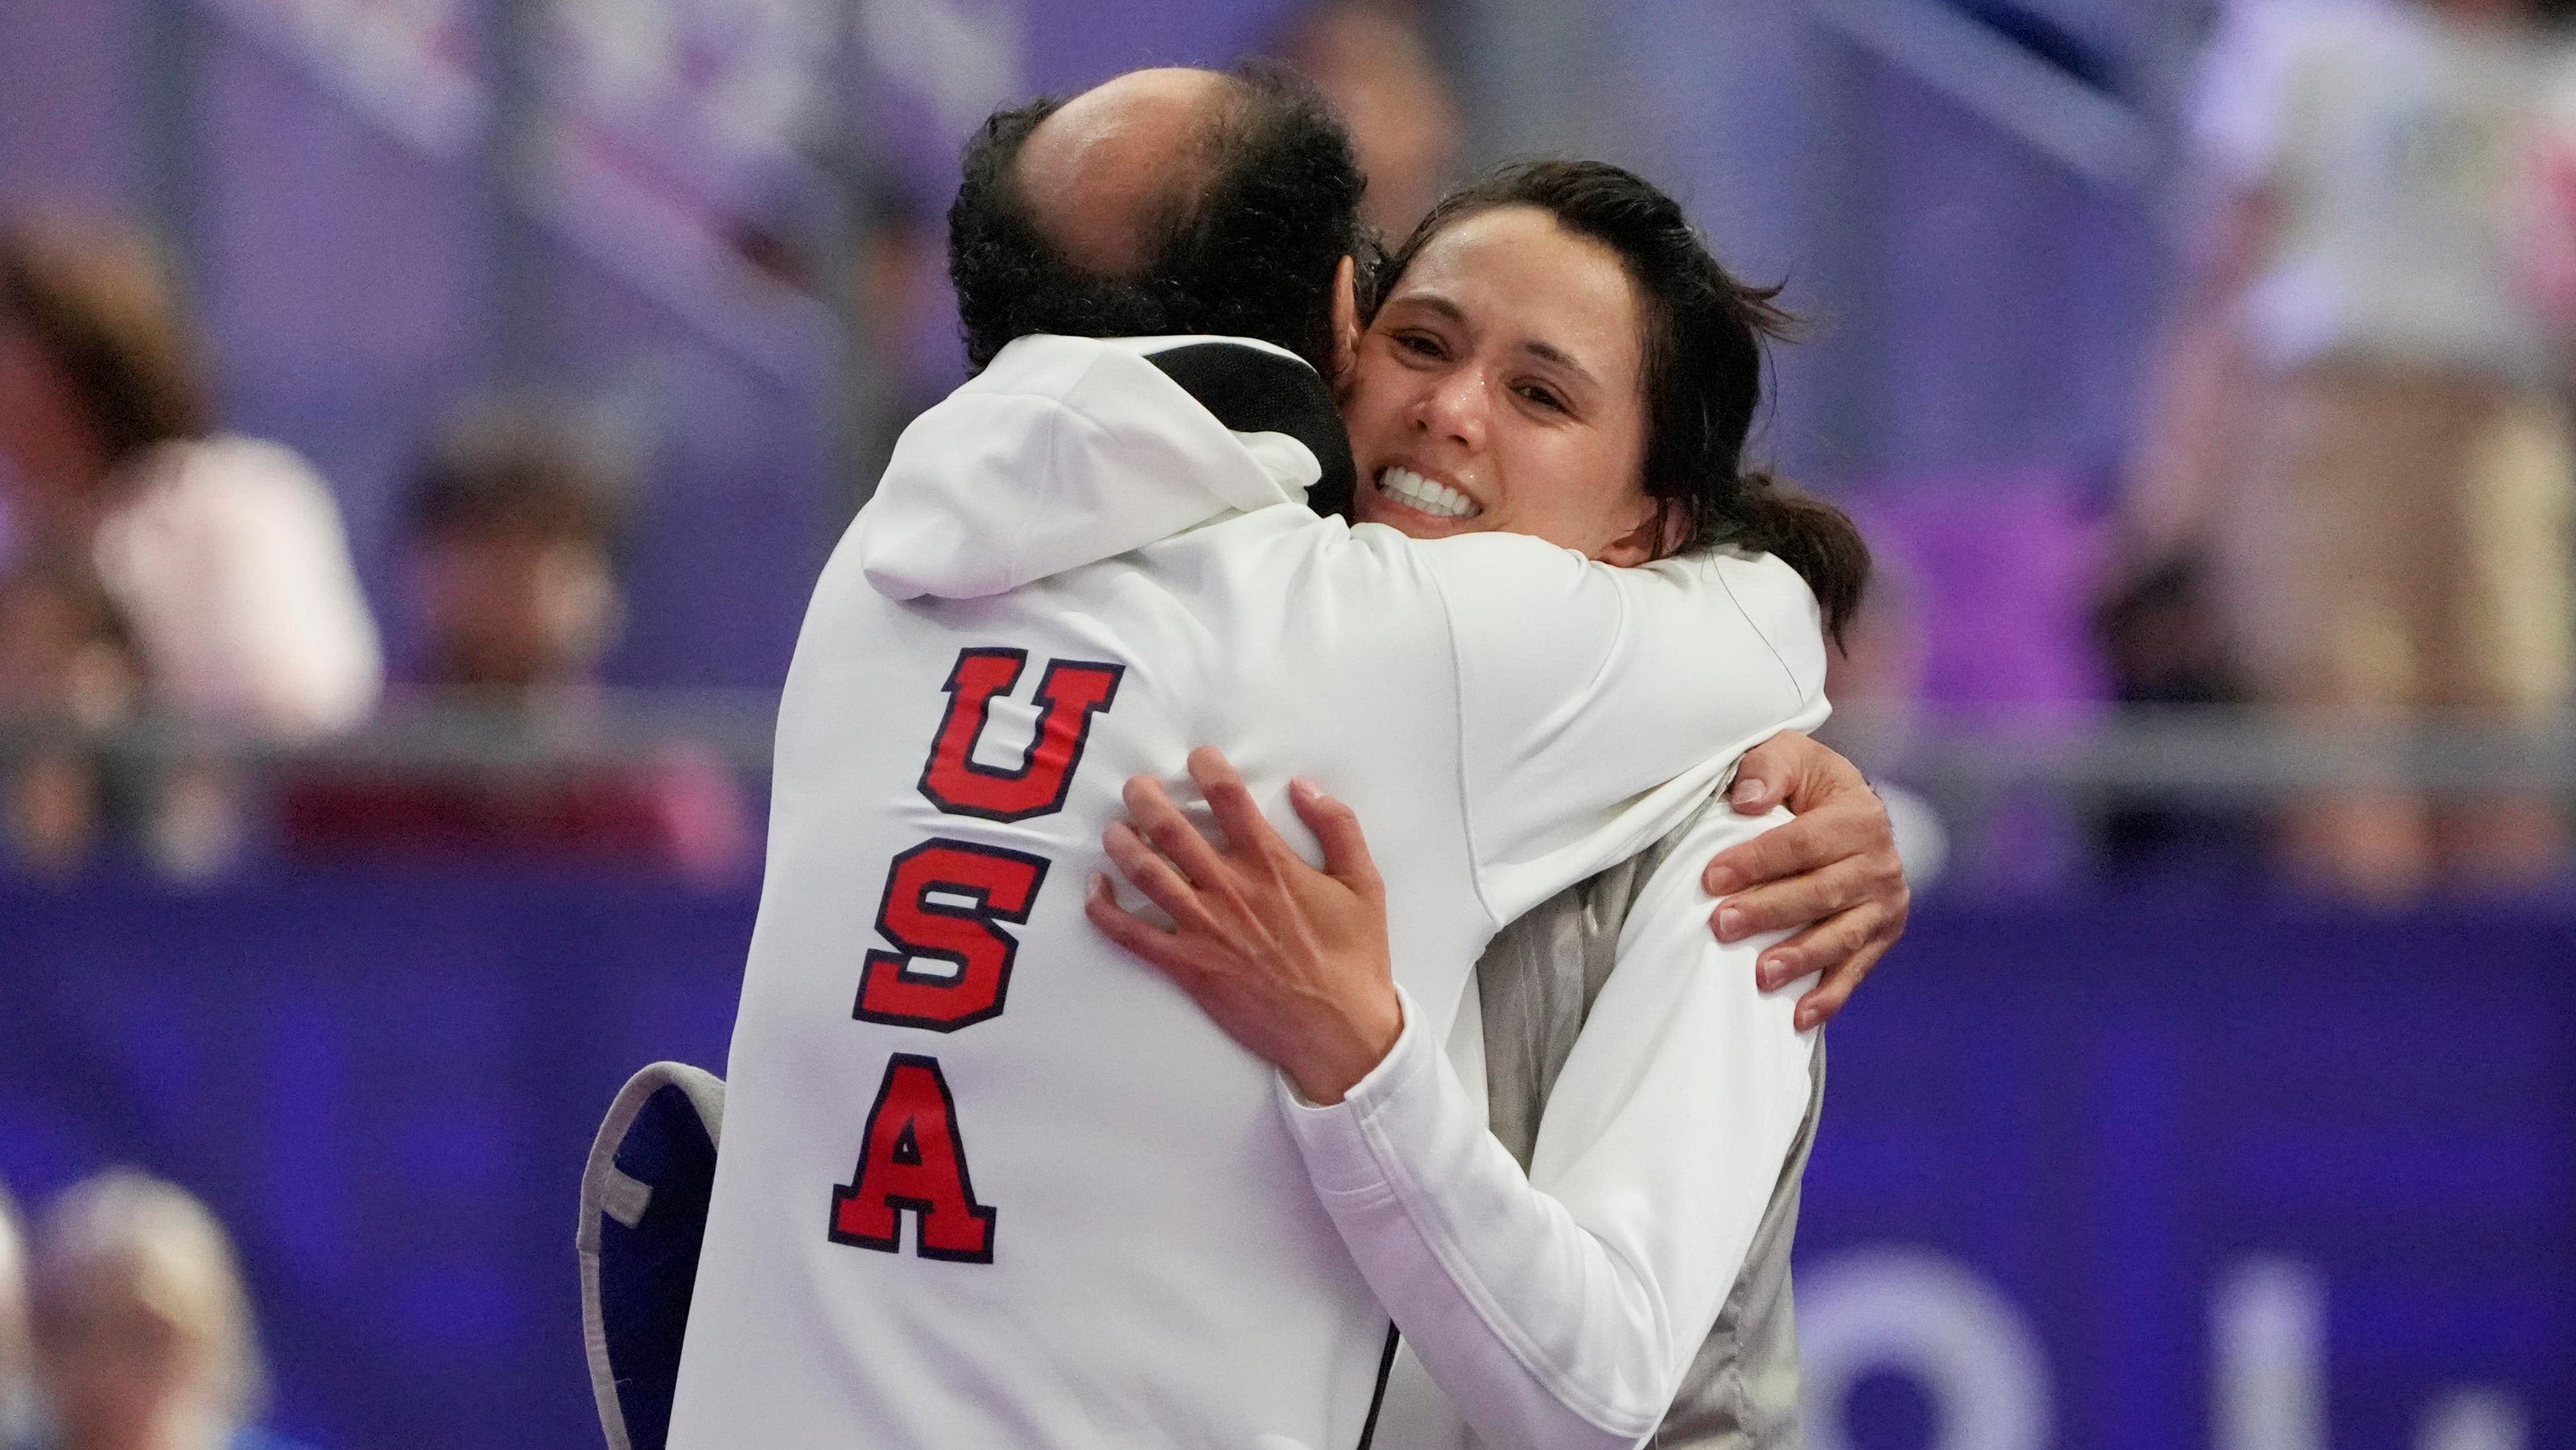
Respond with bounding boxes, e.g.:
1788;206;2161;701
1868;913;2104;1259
2;874;2567;1449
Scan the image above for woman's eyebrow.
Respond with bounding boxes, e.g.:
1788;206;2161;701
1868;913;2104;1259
1521;339;1600;393
1387;291;1467;324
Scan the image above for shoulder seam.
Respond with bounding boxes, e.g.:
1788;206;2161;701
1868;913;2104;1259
1710;561;1813;709
1425;560;1508;936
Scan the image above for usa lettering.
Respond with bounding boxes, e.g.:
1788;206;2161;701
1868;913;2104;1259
832;647;1122;1262
919;648;1123;821
853;840;1050;1031
828;1055;998;1262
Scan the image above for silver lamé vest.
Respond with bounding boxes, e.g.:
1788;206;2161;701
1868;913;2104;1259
1474;806;1825;1449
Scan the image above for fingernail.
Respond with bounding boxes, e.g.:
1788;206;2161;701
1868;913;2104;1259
1089;871;1111;897
1716;905;1744;940
1795;1006;1819;1031
1729;776;1765;808
1703;863;1741;894
1290;776;1320;799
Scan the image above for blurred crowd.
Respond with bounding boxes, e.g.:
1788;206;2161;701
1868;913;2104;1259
2;0;2573;902
0;0;1472;889
2111;0;2576;899
0;1173;306;1450
0;214;750;882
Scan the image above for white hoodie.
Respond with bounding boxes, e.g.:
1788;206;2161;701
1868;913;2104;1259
670;335;1827;1450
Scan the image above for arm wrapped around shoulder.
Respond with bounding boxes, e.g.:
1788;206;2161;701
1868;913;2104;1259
1414;531;1831;927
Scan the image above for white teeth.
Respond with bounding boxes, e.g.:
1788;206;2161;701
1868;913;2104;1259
1375;466;1482;520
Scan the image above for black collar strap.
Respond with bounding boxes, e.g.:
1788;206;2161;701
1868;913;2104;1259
1145;342;1357;518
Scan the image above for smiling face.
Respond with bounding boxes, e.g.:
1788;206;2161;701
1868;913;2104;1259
1340;204;1666;564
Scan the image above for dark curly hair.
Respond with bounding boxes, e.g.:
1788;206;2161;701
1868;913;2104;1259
1372;160;1870;640
948;64;1368;374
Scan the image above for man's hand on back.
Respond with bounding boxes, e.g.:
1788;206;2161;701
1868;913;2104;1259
1701;731;1909;1031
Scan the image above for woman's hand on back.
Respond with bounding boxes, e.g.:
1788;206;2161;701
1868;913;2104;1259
1085;747;1401;1106
1702;731;1910;1031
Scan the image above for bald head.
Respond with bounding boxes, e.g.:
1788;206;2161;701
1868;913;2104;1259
1013;68;1241;278
947;63;1365;372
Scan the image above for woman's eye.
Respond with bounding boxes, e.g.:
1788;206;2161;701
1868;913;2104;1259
1517;383;1567;412
1395;333;1444;359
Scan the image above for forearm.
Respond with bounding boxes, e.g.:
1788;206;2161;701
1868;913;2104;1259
1293;810;1819;1450
1280;989;1678;1450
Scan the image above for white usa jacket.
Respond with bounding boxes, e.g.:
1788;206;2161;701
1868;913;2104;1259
668;335;1827;1450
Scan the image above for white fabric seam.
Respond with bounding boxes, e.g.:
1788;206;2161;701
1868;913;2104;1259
1709;560;1808;706
1425;562;1509;936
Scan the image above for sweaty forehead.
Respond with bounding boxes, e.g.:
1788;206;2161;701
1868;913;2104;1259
1016;68;1238;277
1393;208;1643;387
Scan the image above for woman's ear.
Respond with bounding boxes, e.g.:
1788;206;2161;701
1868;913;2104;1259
1657;500;1692;556
1596;499;1689;568
1329;254;1361;391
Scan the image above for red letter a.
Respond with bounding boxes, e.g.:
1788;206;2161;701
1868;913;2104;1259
829;1055;997;1262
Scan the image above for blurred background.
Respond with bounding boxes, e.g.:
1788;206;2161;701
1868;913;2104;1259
0;0;2570;1446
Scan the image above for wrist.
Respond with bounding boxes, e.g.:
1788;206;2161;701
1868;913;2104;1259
1294;985;1404;1106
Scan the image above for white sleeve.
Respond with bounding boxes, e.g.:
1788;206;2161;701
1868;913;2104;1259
1280;808;1818;1450
1415;536;1829;930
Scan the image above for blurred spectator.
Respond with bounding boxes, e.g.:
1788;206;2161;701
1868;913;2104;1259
1270;1;1464;238
277;408;752;878
25;1171;309;1450
2092;556;2264;877
2154;0;2576;898
0;567;142;872
406;410;629;697
1;1180;29;1450
0;215;381;741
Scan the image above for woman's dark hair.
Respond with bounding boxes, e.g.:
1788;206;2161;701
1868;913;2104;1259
948;64;1368;373
1369;161;1869;640
0;217;211;468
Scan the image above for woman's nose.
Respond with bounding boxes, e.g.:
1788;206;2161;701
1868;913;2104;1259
1410;367;1488;448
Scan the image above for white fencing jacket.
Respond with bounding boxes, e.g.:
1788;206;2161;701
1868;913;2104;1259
669;335;1828;1450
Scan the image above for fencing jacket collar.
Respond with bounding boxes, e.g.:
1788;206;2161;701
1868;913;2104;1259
855;333;1351;603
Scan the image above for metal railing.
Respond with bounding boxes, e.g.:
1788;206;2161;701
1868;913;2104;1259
10;695;2566;824
1838;706;2576;803
10;694;2570;803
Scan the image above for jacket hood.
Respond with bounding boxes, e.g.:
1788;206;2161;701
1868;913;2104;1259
853;334;1355;601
